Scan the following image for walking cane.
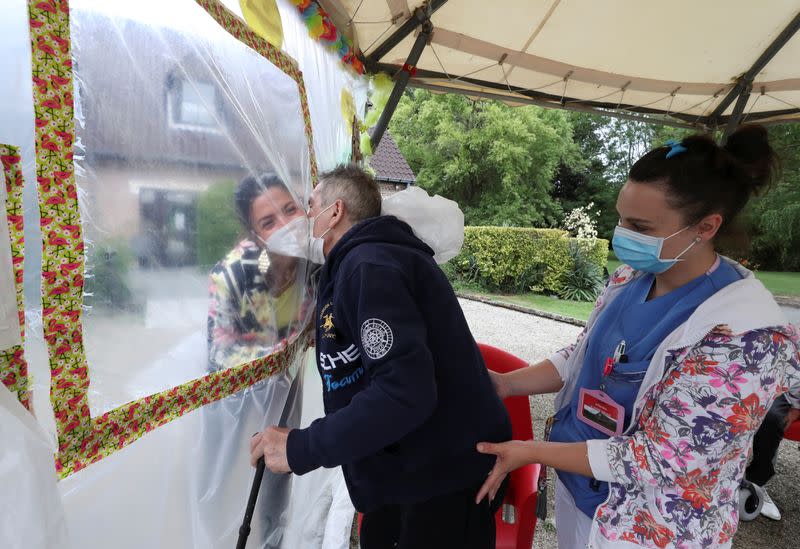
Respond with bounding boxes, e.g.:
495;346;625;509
236;456;265;549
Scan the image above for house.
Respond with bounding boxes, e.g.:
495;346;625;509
73;10;416;269
73;10;307;268
370;131;416;197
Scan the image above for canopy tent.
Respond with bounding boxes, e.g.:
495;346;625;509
3;1;800;548
318;0;800;145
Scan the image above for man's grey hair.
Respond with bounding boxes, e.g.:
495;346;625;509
318;164;382;223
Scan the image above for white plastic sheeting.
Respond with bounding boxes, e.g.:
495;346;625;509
381;185;465;264
1;0;362;547
0;383;70;549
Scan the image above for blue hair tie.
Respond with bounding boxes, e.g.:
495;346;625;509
664;139;688;159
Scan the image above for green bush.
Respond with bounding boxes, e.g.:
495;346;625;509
84;238;133;308
448;226;608;294
559;241;604;301
196;180;242;267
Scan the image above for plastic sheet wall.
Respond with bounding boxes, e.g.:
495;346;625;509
0;0;365;547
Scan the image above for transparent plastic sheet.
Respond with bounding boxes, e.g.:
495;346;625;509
271;3;365;544
0;170;21;349
218;0;364;169
35;0;352;547
59;356;302;549
275;0;369;169
0;0;363;546
70;0;313;413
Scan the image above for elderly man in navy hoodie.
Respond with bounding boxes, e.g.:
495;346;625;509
250;165;511;549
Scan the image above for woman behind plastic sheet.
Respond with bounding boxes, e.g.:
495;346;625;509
477;125;800;549
199;173;312;548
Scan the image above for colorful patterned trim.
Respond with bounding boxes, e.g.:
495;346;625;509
291;0;365;75
56;336;308;476
29;0;317;478
30;0;93;476
0;144;30;410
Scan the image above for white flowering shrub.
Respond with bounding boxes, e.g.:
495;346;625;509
562;202;600;240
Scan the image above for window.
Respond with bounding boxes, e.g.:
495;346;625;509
171;79;219;129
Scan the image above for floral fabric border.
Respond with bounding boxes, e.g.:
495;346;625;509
0;144;30;410
28;0;316;477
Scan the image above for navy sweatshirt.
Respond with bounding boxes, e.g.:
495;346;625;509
286;215;512;512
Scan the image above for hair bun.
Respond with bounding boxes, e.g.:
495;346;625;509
723;124;778;194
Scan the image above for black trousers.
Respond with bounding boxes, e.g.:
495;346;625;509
360;480;506;549
746;394;792;486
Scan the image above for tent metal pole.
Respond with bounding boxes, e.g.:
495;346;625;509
376;62;709;127
721;80;753;143
364;0;448;71
369;21;433;150
711;11;800;130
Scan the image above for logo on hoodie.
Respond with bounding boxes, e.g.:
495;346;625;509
320;300;336;339
361;318;394;359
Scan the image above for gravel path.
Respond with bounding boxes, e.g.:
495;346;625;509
458;298;800;549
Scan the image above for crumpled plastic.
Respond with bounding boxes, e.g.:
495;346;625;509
381;186;465;264
0;384;70;549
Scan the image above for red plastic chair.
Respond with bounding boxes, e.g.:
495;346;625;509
478;343;540;549
357;344;540;549
785;418;800;442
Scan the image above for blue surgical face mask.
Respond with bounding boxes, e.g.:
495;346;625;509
612;224;699;274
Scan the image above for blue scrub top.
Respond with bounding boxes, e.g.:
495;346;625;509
549;258;742;518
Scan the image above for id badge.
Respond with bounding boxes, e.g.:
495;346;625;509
577;388;624;436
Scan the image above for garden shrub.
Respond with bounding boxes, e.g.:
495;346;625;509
447;226;608;294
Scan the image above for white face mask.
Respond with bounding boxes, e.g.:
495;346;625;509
262;203;334;264
261;216;308;259
309;203;335;264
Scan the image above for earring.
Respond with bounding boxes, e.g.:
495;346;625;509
258;248;270;275
694;236;702;243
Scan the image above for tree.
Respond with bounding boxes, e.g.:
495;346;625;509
391;89;800;271
552;113;619;241
390;90;581;227
556;113;695;241
747;124;800;270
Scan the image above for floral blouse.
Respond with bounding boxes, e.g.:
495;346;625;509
552;264;800;548
207;239;312;372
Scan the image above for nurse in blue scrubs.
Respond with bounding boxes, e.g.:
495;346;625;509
548;248;742;520
475;125;800;549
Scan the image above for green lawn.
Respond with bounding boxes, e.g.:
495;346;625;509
753;271;800;297
490;293;595;321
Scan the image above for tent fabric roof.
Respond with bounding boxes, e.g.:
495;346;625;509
320;0;800;130
370;131;416;183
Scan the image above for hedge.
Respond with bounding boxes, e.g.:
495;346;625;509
196;180;241;267
448;226;608;294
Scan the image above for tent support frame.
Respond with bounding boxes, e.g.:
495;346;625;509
358;7;800;133
363;0;448;72
411;80;703;130
715;11;800;140
369;18;434;149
